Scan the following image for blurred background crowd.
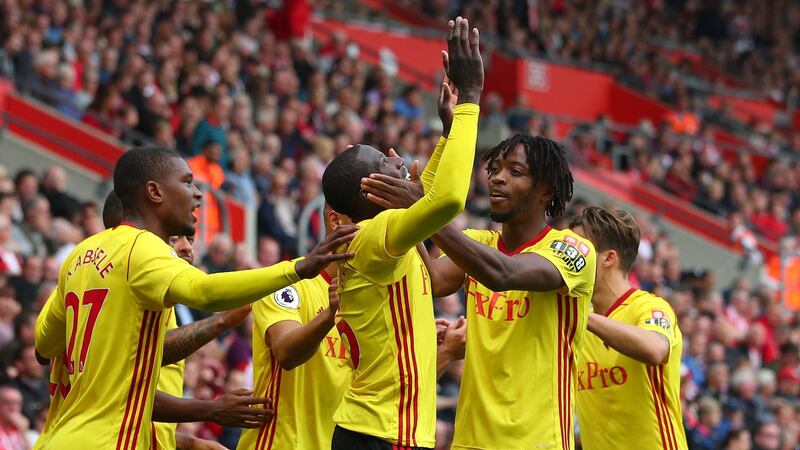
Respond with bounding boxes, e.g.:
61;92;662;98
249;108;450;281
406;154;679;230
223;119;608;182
0;0;799;449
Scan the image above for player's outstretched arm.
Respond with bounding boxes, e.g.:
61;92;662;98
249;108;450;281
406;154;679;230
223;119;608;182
152;389;271;428
164;225;357;311
432;225;563;293
362;170;466;298
587;313;670;365
267;278;340;371
419;71;458;193
162;306;251;366
381;17;482;257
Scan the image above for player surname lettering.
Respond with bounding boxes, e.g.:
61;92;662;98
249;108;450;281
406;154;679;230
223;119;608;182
66;247;115;279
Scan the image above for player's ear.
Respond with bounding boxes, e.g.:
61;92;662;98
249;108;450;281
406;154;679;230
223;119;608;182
327;209;341;230
538;182;554;205
145;180;163;204
603;250;618;268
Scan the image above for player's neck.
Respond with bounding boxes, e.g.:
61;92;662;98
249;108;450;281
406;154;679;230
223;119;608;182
591;270;632;315
499;215;549;253
121;213;170;243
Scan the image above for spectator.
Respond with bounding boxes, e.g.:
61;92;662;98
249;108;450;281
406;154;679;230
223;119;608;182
188;140;226;245
223;146;258;207
687;397;730;450
191;93;231;165
38;166;80;222
753;421;781;450
200;234;234;275
723;429;752;450
0;288;20;348
0;384;29;450
9;344;47;425
10;195;53;258
8;256;42;309
0;215;21;276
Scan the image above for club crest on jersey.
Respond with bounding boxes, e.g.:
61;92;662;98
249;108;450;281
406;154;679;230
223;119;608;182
644;310;670;330
274;286;300;309
550;240;587;272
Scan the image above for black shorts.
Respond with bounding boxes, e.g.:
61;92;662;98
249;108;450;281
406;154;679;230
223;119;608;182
331;425;430;450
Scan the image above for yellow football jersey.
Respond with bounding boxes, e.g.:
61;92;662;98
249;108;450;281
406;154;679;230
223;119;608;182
237;272;351;450
152;308;185;450
576;289;687;450
34;224;194;449
450;226;596;450
333;209;438;448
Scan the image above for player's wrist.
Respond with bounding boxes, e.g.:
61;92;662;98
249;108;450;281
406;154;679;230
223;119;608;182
456;89;481;105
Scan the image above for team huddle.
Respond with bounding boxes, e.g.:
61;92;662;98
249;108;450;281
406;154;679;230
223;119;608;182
32;18;687;450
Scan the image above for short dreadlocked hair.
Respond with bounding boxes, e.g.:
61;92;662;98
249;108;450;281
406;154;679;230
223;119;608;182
481;133;573;217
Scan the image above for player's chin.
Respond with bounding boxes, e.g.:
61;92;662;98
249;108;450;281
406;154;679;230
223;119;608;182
180;223;197;237
489;209;513;223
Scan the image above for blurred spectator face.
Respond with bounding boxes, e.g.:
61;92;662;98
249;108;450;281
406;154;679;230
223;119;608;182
22;256;43;284
214;95;232;120
0;386;23;426
16;173;38;201
755;423;781;450
0;288;20;320
42;166;67;192
732;368;757;400
209;235;232;267
43;256;59;282
707;363;729;389
725;430;751;450
689;333;708;357
202;141;223;163
698;398;721;428
15;344;44;379
233;243;255;271
170;236;195;265
258;237;280;267
25;196;51;232
278;108;298;135
15;313;36;346
777;366;800;397
746;322;766;347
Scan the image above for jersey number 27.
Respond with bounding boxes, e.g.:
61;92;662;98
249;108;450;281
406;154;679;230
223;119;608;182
65;288;109;374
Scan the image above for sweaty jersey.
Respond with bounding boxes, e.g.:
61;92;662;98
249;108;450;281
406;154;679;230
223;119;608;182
334;209;438;448
35;224;194;449
576;289;687;450
451;226;596;450
237;272;351;450
153;308;185;450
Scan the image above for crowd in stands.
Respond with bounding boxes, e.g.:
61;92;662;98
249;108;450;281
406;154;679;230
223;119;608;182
375;0;800;251
413;0;800;119
0;0;798;449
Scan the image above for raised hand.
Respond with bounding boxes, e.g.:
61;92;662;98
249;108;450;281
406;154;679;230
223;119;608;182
208;389;273;428
295;225;359;279
438;72;458;137
360;170;424;209
444;16;483;105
